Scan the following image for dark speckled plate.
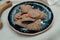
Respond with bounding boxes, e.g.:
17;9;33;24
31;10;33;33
8;1;53;35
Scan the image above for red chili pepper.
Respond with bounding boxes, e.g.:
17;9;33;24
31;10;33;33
26;13;31;17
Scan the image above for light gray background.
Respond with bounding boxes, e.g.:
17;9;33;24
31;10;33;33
0;0;60;40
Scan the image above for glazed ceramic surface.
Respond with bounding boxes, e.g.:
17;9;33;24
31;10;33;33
8;1;53;35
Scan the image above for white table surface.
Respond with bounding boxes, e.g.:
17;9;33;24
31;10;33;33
0;0;60;40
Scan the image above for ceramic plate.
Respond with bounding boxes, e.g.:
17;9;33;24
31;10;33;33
8;1;53;35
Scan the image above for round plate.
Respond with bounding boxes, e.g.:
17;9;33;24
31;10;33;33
8;1;53;36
